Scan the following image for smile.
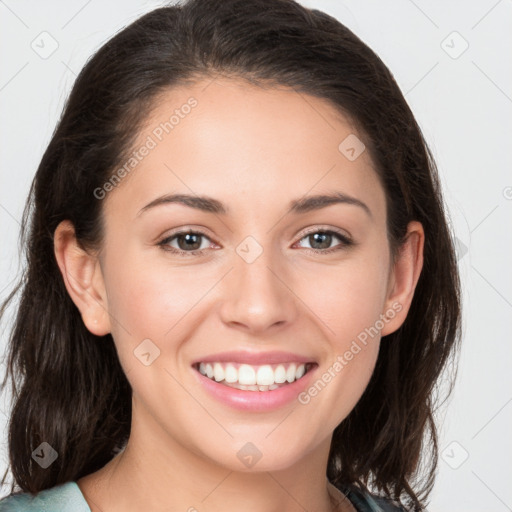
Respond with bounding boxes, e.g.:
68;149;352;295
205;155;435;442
194;362;315;391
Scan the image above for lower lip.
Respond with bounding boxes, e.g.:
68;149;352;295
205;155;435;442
192;364;318;412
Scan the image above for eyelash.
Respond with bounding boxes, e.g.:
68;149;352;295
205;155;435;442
157;227;354;257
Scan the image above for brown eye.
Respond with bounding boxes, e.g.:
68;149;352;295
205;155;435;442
158;230;212;256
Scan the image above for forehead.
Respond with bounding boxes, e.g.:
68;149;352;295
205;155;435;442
103;77;385;223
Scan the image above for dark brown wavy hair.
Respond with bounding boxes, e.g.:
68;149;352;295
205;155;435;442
0;0;462;509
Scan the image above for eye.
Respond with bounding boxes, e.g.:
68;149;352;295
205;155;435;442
157;227;353;257
294;229;353;254
158;230;213;256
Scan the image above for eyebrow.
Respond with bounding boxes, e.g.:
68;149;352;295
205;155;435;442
136;192;372;219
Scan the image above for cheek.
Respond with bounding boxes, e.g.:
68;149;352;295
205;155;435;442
299;265;384;425
298;250;387;405
317;270;383;383
104;253;210;337
305;254;390;343
103;260;210;398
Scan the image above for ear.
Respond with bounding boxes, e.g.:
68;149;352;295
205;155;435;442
53;220;111;336
380;220;424;336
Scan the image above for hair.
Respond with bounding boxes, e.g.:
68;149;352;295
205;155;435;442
0;0;462;509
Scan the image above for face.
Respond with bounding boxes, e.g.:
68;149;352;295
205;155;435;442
64;77;419;473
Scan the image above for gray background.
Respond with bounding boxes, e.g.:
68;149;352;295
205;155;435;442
1;1;511;510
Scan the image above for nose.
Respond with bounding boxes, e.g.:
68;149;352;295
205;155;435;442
218;242;298;334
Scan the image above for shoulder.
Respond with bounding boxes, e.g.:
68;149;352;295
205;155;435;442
0;481;90;512
341;483;409;512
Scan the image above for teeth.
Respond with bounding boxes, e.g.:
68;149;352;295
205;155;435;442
196;361;310;389
213;363;225;382
224;364;238;383
256;365;274;385
214;382;285;391
286;363;297;383
238;364;256;385
274;364;287;383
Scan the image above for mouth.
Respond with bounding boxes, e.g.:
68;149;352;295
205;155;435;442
192;361;317;392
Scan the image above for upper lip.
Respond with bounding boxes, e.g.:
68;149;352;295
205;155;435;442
191;350;316;366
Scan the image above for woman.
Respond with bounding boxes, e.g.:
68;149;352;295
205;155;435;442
0;0;461;510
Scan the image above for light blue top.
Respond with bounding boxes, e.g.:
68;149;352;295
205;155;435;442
0;481;90;512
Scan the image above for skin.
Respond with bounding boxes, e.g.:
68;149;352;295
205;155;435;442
54;76;424;512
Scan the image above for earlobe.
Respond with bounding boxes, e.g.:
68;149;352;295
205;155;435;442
380;221;424;337
53;220;111;336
